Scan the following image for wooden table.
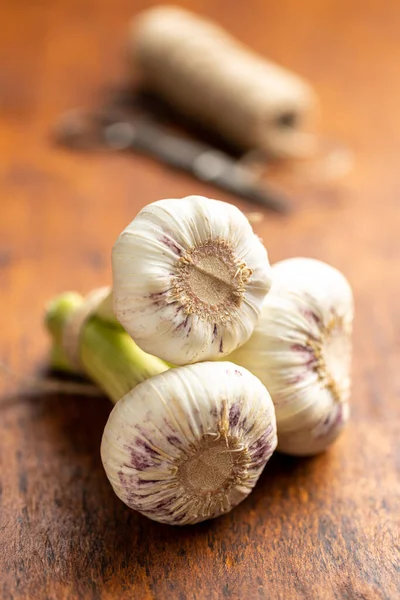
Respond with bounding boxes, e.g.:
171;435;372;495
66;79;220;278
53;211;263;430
1;1;399;598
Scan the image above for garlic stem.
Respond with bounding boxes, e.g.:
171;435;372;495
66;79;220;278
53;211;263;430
45;292;168;403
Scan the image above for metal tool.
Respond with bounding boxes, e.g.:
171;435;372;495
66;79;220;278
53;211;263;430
55;110;291;214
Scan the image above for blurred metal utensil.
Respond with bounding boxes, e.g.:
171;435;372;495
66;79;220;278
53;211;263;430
55;110;291;214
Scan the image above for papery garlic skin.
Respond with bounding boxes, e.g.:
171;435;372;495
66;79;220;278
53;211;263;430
112;196;272;365
101;362;277;525
227;258;354;456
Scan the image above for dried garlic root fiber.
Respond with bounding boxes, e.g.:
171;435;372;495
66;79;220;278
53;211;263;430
129;6;317;158
112;195;272;365
227;258;354;456
45;293;277;525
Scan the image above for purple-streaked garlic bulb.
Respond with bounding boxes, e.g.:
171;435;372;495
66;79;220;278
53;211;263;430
227;258;354;456
112;195;272;365
101;361;277;525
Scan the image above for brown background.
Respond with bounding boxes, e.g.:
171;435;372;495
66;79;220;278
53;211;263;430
0;1;399;598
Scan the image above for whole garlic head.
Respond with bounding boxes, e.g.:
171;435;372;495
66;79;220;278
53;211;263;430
101;361;277;525
112;196;272;365
227;257;354;456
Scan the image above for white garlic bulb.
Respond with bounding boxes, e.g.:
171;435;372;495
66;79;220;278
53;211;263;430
112;196;272;365
101;361;277;525
227;258;354;456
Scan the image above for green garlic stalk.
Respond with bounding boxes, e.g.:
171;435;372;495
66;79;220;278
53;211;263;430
45;292;167;403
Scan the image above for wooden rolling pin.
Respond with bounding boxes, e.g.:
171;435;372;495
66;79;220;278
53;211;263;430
129;6;318;158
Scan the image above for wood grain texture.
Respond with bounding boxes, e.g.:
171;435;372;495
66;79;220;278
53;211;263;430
0;0;399;598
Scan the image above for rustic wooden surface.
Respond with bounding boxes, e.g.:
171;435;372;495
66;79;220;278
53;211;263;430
0;0;399;598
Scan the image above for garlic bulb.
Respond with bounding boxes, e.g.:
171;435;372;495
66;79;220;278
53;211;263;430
112;195;272;365
101;361;277;525
227;257;354;456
